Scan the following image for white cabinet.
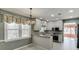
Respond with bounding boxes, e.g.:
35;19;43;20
58;34;63;43
33;34;53;49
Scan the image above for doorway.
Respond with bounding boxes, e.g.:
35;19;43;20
63;23;77;49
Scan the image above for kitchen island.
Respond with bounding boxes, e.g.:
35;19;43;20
32;32;53;49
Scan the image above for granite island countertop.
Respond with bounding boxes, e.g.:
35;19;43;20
32;32;52;38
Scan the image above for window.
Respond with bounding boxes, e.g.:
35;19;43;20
22;24;31;38
5;22;19;41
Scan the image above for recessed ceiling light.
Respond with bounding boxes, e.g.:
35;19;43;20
40;18;42;19
47;20;48;21
69;10;74;13
51;14;55;17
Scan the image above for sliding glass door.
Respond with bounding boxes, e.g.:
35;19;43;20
63;23;77;49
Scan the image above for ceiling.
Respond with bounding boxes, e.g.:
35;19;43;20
1;8;79;21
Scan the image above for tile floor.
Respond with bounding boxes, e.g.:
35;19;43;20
16;42;78;50
17;44;45;50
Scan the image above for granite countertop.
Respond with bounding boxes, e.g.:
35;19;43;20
39;34;51;38
33;32;52;38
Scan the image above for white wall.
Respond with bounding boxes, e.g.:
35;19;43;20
47;20;63;30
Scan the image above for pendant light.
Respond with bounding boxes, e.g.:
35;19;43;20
30;8;32;19
29;8;36;25
26;8;32;25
